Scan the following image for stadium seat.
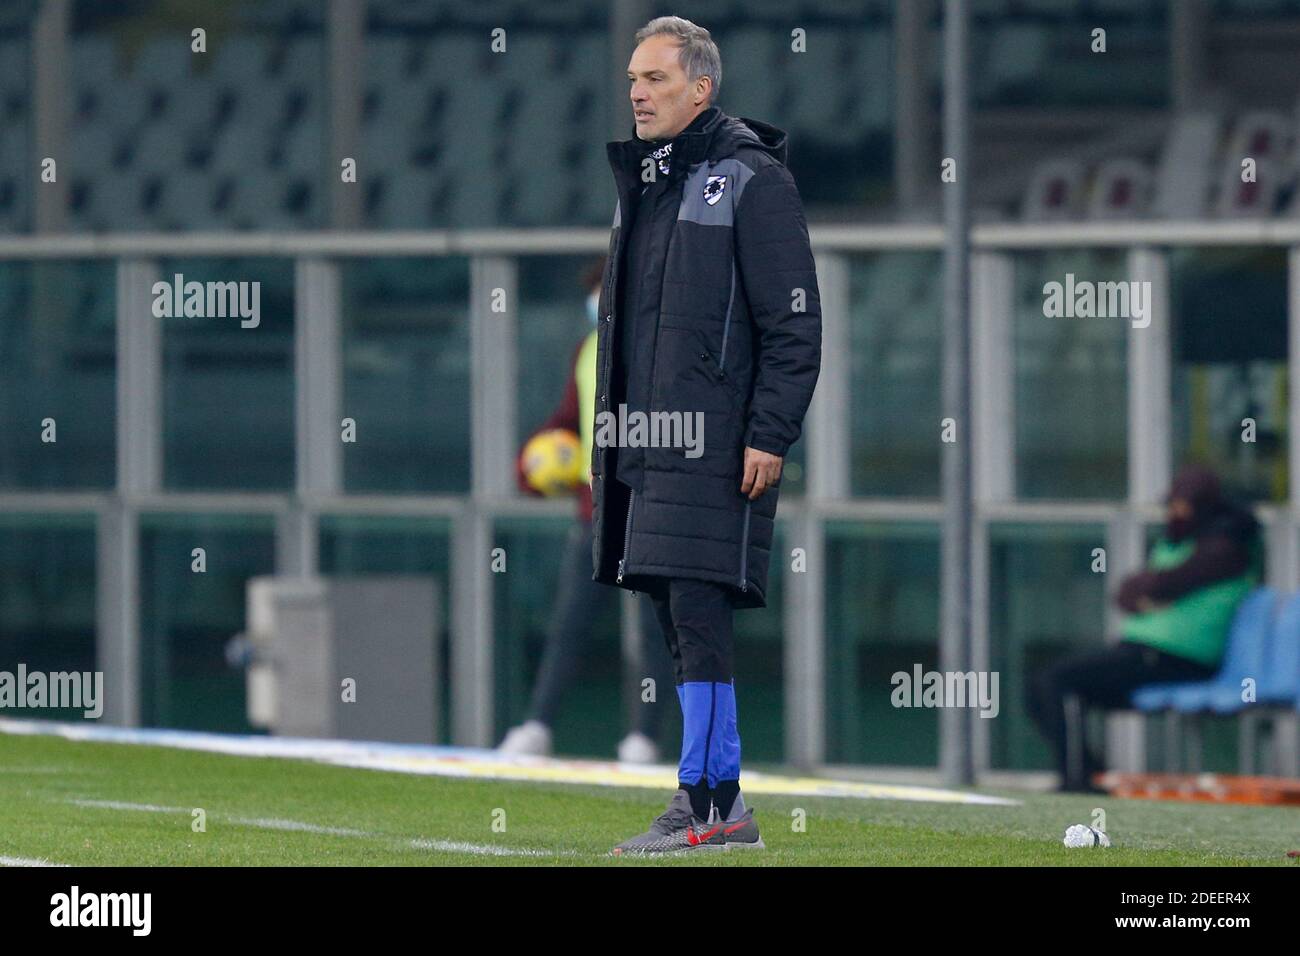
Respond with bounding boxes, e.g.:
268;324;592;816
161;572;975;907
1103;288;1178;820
1259;590;1300;705
365;36;413;88
270;38;323;86
273;117;325;179
850;30;892;134
168;77;226;140
130;36;195;87
781;31;853;140
719;27;778;119
208;122;264;177
1214;111;1292;218
0;40;26;93
224;168;295;229
126;123;189;177
0;163;27;231
85;171;153;231
369;169;439;228
512;76;574;179
361;109;413;181
1130;586;1278;714
69;36;120;91
1022;158;1086;221
157;169;218;229
1235;593;1300;780
211;37;270;85
1086;158;1152;219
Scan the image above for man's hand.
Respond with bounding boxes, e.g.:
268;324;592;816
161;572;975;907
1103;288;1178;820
1116;571;1154;613
741;446;783;500
1116;570;1170;614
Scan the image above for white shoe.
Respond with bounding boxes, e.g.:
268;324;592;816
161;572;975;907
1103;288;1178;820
617;731;660;764
498;720;552;756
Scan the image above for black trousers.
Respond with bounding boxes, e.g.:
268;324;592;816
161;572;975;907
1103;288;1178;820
1025;641;1215;790
642;576;741;789
528;518;673;738
643;576;736;685
609;475;743;790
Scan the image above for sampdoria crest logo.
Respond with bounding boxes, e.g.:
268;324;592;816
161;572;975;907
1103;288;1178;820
651;141;673;177
704;175;726;206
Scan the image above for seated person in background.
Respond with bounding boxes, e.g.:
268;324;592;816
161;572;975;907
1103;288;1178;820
1026;463;1263;792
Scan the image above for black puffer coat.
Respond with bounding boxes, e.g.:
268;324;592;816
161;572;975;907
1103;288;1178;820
590;108;822;609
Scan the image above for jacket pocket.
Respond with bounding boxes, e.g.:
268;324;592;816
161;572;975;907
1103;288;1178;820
652;326;742;476
692;329;746;412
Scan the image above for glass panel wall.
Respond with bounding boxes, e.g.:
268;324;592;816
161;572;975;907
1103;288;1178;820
1014;249;1128;500
825;520;941;766
0;513;97;722
988;521;1107;771
1170;247;1288;502
159;257;295;490
138;511;276;731
340;257;471;493
848;252;942;498
0;261;116;490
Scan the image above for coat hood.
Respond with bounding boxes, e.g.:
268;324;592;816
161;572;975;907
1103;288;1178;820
1163;463;1259;545
709;112;788;165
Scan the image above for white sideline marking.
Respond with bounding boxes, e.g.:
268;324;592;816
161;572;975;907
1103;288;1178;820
0;855;68;867
69;799;362;836
408;838;557;858
71;798;184;813
1;718;1021;806
0;766;70;774
228;816;370;837
65;797;557;857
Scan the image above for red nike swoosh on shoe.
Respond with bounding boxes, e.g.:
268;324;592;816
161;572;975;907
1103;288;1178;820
688;826;722;845
723;820;748;834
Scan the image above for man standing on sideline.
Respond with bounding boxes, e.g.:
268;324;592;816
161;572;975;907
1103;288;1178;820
591;16;821;854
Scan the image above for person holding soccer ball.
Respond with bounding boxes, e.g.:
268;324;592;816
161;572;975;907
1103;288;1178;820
592;18;821;854
499;258;674;765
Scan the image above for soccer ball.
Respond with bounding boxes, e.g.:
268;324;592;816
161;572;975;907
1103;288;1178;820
1063;824;1111;848
521;429;584;496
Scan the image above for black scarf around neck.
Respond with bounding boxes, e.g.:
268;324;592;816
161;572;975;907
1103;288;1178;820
639;106;718;178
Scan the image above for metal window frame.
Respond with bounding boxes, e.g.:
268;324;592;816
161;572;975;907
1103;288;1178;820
0;224;1295;771
7;0;1296;778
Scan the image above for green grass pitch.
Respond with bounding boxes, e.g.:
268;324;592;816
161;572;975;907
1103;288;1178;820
1;732;1296;866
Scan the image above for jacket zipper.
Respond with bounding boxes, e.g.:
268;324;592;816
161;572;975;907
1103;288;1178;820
597;194;627;479
645;170;685;412
738;499;751;591
719;261;736;374
617;488;636;584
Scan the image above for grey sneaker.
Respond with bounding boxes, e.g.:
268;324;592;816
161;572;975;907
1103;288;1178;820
717;808;764;850
611;790;725;856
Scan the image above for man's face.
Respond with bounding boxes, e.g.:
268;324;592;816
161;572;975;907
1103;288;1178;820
627;35;709;141
1167;497;1193;524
